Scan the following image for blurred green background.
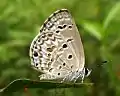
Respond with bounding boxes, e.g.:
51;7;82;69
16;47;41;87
0;0;120;96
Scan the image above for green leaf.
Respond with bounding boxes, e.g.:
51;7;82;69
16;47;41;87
81;20;102;40
0;78;93;95
103;2;120;30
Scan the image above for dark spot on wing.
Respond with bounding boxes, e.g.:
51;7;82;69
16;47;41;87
67;38;73;42
34;46;37;49
48;62;51;67
41;34;46;38
68;25;72;29
63;63;66;66
63;24;67;28
56;30;59;33
63;44;67;48
47;53;51;56
33;51;38;57
59;66;62;69
48;33;53;37
58;25;63;29
35;63;38;66
31;48;33;52
51;58;53;62
41;67;44;70
33;41;36;44
58;25;67;29
38;39;40;42
68;55;72;59
71;65;73;68
49;68;53;72
58;73;60;75
47;48;53;52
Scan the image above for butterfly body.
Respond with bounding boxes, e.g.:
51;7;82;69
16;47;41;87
29;9;91;83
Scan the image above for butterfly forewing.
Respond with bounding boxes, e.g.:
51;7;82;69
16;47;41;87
29;9;85;80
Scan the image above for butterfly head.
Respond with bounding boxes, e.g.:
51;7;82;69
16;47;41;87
84;67;92;77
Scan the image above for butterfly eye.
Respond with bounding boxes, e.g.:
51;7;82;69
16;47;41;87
85;68;88;75
85;68;91;76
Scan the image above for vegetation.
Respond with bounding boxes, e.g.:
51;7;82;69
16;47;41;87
0;0;120;96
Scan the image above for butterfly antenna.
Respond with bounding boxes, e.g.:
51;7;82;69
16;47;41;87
87;60;108;73
97;60;108;67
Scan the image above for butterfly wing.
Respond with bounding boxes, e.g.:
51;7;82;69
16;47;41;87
29;9;85;80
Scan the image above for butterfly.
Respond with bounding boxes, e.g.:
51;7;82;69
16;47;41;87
29;9;91;83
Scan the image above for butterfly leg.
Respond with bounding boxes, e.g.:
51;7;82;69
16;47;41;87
61;77;66;83
72;73;85;83
73;77;79;83
61;75;69;83
71;74;81;83
81;74;85;83
72;68;86;83
61;72;73;83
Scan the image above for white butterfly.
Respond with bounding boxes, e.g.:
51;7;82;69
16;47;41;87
29;9;91;83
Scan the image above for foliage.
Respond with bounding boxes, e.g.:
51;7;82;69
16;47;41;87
0;79;93;95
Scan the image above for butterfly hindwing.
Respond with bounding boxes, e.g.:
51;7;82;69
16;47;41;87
29;9;85;80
